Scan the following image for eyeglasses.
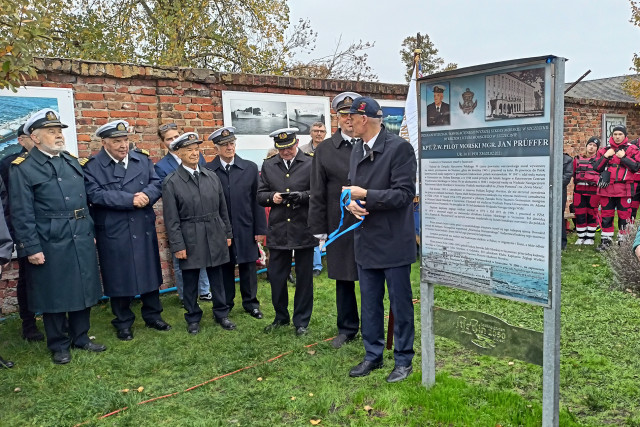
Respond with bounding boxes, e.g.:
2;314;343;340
159;123;178;132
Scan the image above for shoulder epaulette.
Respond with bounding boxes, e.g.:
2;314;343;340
79;158;90;167
304;151;314;157
265;153;277;160
64;151;78;159
11;153;28;165
135;148;150;156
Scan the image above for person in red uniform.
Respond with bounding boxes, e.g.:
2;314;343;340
573;136;601;245
593;125;640;251
630;137;640;222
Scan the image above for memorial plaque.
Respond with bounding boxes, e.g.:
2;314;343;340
434;307;543;366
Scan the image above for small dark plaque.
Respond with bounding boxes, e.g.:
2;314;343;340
433;307;543;366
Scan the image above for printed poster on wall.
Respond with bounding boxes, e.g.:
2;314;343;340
419;58;556;306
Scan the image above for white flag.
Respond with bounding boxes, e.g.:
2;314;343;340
399;62;421;189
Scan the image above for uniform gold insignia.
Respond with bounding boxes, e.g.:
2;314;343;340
116;123;126;131
65;151;78;158
279;133;288;140
305;151;314;157
46;111;57;121
135;148;150;156
222;130;230;137
265;152;277;159
78;158;90;166
188;134;196;140
11;156;26;165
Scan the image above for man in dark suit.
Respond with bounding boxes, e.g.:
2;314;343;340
162;132;236;334
83;120;171;341
206;126;267;320
309;92;361;348
344;97;417;383
426;85;450;126
0;124;44;342
258;128;317;336
10;109;106;365
154;123;211;302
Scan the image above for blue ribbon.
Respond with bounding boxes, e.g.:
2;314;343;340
323;188;364;248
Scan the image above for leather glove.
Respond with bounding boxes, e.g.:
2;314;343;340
287;191;304;207
597;170;611;189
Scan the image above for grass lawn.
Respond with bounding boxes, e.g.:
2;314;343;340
0;234;638;426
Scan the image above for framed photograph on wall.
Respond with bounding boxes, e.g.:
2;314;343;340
602;113;627;143
222;91;331;167
0;87;78;160
374;99;405;136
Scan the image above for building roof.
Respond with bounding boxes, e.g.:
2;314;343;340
564;75;640;103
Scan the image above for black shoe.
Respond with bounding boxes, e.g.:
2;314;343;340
596;239;612;252
349;360;383;377
199;292;213;301
145;319;172;331
22;326;45;342
287;273;296;286
117;328;133;341
331;333;356;349
0;355;14;368
313;269;321;277
52;350;71;365
187;322;200;335
295;326;308;336
249;308;263;319
216;317;236;331
72;342;107;352
264;320;290;333
386;365;413;383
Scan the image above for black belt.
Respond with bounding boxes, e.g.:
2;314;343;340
35;208;87;220
181;213;212;223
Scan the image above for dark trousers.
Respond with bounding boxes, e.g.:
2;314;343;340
110;290;163;330
336;280;359;337
17;256;37;329
222;260;260;312
183;266;229;323
268;248;314;328
357;264;414;366
43;308;91;352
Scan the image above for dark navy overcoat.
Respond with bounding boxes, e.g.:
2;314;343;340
83;148;163;297
206;155;267;264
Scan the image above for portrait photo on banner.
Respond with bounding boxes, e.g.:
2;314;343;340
423;82;451;128
0;87;78;161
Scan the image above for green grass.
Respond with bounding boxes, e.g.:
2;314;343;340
0;237;635;426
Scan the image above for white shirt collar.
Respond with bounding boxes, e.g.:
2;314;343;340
105;149;128;168
182;164;200;176
363;131;380;150
341;131;355;142
220;157;234;169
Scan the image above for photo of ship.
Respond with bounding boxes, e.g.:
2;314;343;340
422;247;548;304
381;106;405;135
287;102;325;135
230;100;288;135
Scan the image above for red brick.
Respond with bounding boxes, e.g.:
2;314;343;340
83;110;110;118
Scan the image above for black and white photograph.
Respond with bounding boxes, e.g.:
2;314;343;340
485;67;545;121
287;102;325;135
230;100;288;135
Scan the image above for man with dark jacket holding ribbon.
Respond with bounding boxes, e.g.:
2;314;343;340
309;92;361;348
593;125;640;251
10;109;106;365
84;120;171;341
343;97;417;383
258;128;317;336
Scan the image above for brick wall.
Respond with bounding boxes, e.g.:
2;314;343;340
1;59;639;313
0;58;408;313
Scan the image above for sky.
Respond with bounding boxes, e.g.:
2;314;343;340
288;0;638;85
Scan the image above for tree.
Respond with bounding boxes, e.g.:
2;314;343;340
399;33;457;82
36;0;315;74
286;36;378;81
0;1;58;91
624;0;640;99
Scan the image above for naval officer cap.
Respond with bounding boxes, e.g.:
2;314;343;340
23;109;68;136
432;85;445;93
347;97;383;118
17;124;26;137
269;127;300;149
170;132;203;151
208;126;237;145
96;120;130;139
332;91;361;113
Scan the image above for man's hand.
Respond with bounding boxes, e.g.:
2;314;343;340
346;200;368;220
273;193;283;204
342;185;367;200
616;149;626;159
227;239;232;247
175;250;187;259
133;192;149;208
28;252;45;265
255;235;265;242
605;148;616;158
